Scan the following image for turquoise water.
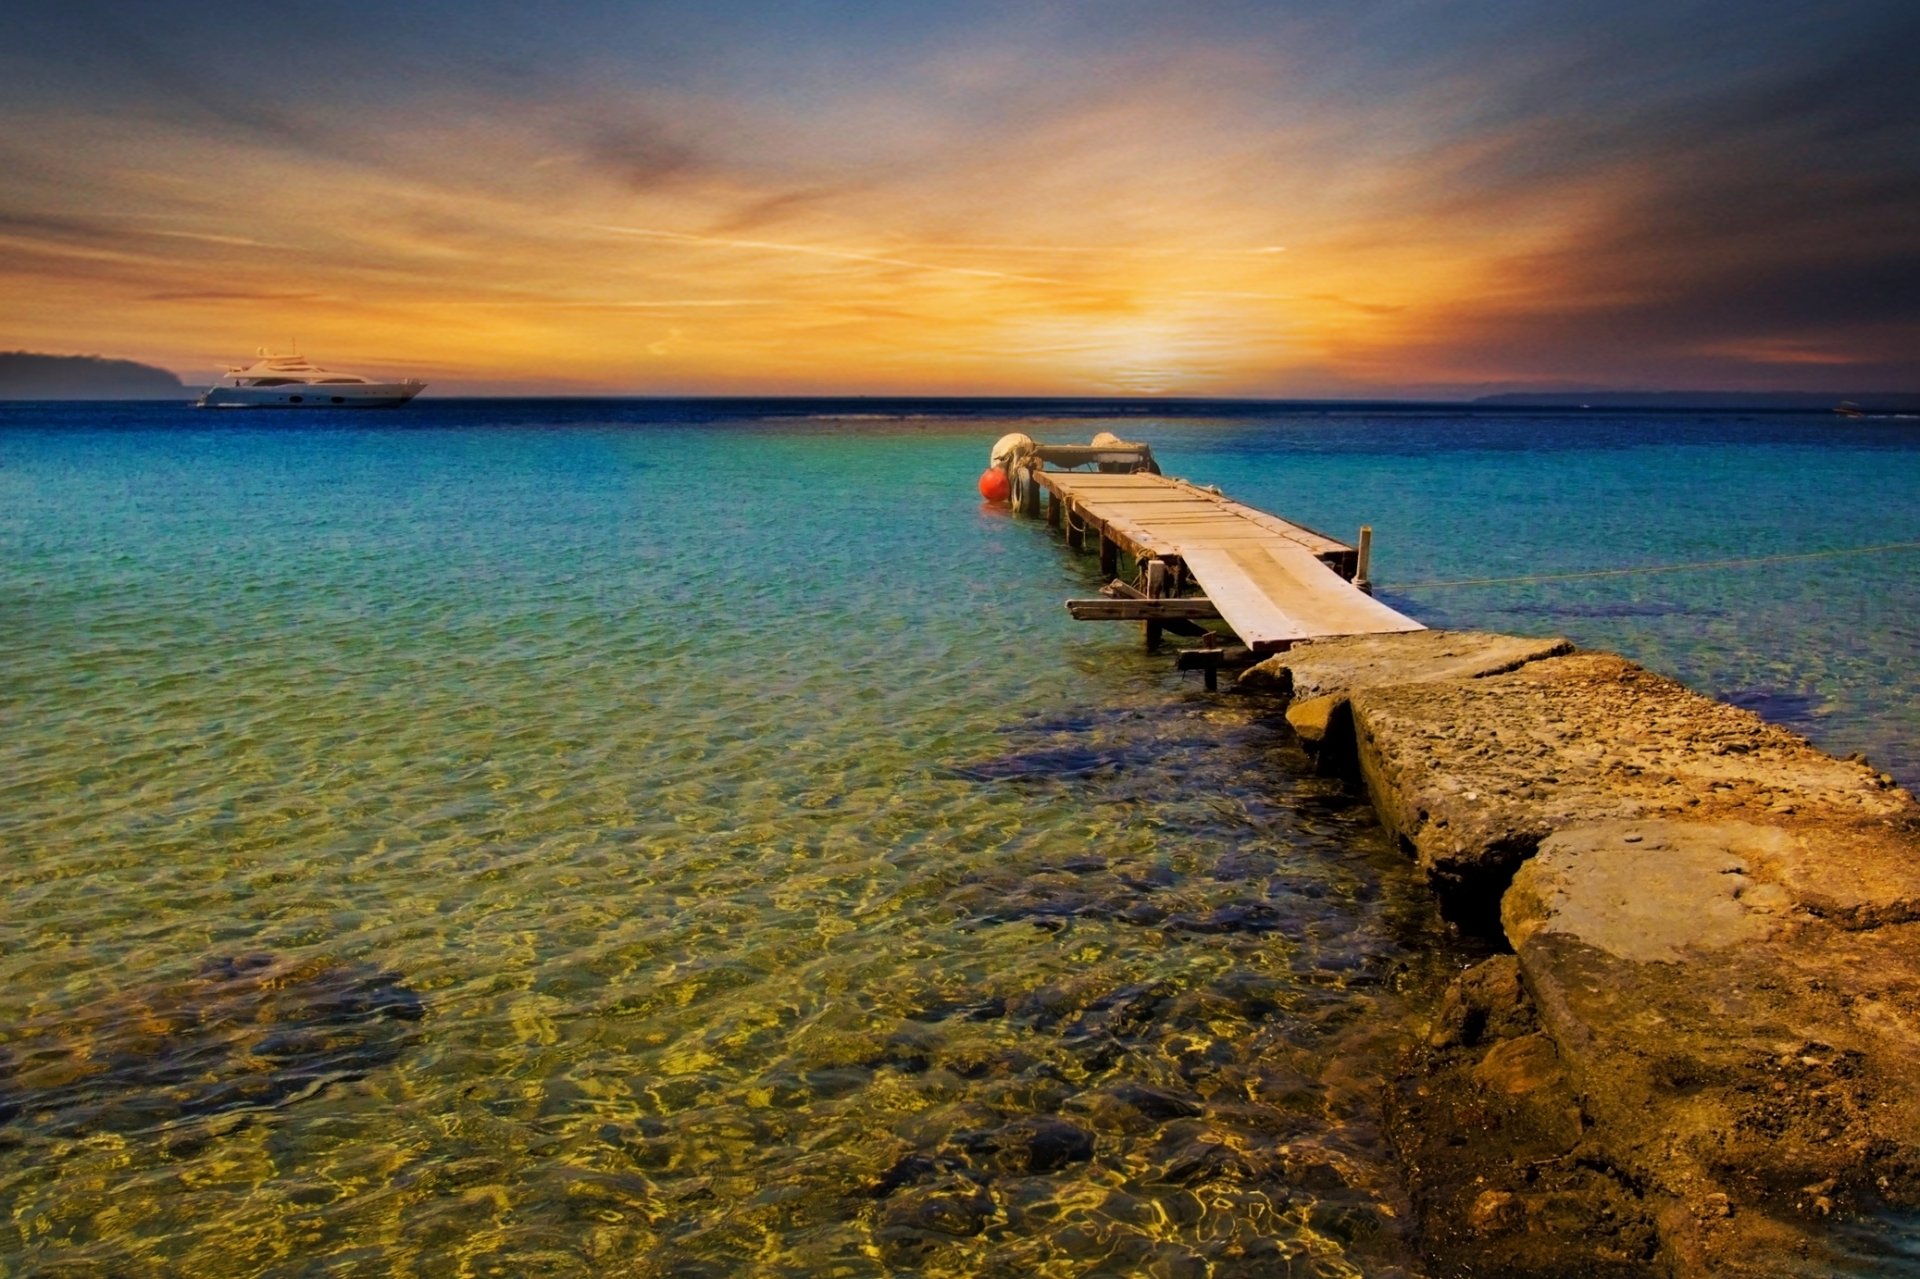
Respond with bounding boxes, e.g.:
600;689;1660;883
1;401;1916;1276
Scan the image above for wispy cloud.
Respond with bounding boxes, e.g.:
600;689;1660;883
586;223;1065;285
149;230;280;248
898;241;1286;257
144;289;331;302
537;299;773;309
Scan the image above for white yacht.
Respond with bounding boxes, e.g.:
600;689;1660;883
197;351;425;408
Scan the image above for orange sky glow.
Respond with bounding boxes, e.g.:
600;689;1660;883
4;3;1916;396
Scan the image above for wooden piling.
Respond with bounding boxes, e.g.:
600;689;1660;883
1143;558;1168;651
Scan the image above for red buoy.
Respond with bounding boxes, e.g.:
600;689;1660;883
978;467;1011;503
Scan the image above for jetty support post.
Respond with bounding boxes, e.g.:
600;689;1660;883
1099;533;1118;580
1355;525;1374;594
1046;486;1061;529
1174;644;1252;692
1143;558;1168;651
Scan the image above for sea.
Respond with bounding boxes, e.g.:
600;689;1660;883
2;398;1917;1277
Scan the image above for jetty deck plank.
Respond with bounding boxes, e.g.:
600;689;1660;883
1032;467;1424;651
1181;546;1424;649
1040;472;1347;555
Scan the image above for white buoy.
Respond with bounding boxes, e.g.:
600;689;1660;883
989;433;1034;467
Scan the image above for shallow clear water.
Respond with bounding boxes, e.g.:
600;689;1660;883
1;401;1916;1276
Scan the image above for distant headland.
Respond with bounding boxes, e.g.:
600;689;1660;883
1472;390;1920;411
0;352;186;399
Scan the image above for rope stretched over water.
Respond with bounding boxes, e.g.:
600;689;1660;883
1395;540;1920;591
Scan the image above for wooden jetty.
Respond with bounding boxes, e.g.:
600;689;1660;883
989;434;1423;672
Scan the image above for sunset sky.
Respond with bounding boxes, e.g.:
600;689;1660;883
3;0;1916;396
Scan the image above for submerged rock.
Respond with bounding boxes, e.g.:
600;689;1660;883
1390;956;1660;1277
869;1151;974;1198
946;744;1137;783
873;1176;998;1262
0;951;423;1135
951;864;1291;938
1146;1118;1286;1186
956;1116;1095;1174
1426;953;1534;1051
1108;1082;1205;1121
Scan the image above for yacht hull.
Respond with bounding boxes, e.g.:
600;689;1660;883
197;383;424;409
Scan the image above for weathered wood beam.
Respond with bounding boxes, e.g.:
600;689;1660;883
1066;599;1223;621
1174;644;1256;691
1029;444;1156;470
1173;645;1254;670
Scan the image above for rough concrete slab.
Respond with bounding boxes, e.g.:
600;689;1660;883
1507;821;1920;958
1241;628;1573;702
1348;652;1915;903
1494;819;1920;1273
1513;923;1920;1271
1734;822;1920;928
1504;823;1792;963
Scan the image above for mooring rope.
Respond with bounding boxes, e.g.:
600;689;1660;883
1394;540;1920;591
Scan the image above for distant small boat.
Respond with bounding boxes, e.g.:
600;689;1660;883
1834;401;1866;418
197;350;425;408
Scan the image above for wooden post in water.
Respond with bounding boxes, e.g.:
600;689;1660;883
1355;525;1374;594
1099;534;1118;580
1143;558;1167;650
1046;487;1061;528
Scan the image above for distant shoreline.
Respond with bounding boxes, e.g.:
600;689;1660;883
5;350;1916;410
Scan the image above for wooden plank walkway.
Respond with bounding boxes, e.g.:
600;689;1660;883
1032;469;1424;652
